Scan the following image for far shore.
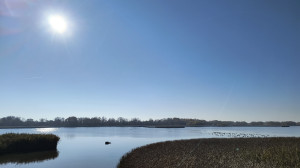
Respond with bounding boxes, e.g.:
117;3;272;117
0;126;53;129
1;125;299;129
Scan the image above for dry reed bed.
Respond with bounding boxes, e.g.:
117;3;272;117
118;138;300;168
0;133;60;155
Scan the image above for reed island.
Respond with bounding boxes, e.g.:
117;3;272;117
0;133;60;155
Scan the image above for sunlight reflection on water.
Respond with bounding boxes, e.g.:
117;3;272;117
35;128;58;133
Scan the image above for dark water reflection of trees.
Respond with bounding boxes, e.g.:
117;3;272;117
0;150;59;165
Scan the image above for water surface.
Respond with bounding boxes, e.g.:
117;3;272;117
1;126;299;168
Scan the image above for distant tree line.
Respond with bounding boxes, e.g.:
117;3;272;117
0;116;299;128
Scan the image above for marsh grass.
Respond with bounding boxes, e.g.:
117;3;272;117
118;137;300;168
0;133;59;155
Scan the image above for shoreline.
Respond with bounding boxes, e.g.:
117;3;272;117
1;125;299;129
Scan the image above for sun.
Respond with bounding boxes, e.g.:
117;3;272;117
48;15;67;34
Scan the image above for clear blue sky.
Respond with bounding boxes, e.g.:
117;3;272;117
0;0;299;122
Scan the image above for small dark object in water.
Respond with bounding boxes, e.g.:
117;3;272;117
105;141;111;145
281;125;290;127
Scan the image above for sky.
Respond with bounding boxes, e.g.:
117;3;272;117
0;0;299;122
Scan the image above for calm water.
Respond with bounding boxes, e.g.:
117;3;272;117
0;126;300;168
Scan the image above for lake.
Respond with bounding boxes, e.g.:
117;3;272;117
1;126;300;168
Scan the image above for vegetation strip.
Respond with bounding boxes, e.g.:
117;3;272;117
1;116;299;127
0;133;60;155
118;138;300;168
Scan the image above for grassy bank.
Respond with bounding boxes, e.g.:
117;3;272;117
118;138;300;168
0;133;60;155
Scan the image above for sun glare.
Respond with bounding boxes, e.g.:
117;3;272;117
48;15;67;34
